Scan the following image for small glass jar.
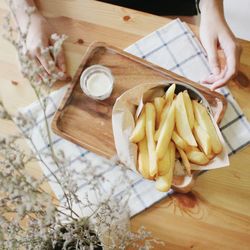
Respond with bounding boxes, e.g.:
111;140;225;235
80;64;114;100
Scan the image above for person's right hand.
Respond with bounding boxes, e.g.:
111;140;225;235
199;0;241;91
24;12;67;80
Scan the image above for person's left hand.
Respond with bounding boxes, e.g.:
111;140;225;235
199;8;241;90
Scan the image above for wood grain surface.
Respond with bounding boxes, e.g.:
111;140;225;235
52;42;226;159
0;0;250;249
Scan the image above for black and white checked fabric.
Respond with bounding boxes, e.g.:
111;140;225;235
19;19;250;217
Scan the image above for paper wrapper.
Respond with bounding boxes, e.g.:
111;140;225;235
112;82;229;176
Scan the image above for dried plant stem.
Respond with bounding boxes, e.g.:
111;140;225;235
32;84;57;161
28;137;78;218
0;2;163;249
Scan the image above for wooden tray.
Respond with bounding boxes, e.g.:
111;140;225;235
52;42;227;159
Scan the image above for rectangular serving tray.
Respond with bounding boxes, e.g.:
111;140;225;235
51;42;227;159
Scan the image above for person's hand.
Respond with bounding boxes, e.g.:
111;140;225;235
24;13;67;79
199;0;241;90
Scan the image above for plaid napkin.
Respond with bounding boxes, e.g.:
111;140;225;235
19;19;250;217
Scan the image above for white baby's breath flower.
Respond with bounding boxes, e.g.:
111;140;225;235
14;112;35;136
57;71;64;79
0;4;161;249
25;6;36;16
50;33;58;41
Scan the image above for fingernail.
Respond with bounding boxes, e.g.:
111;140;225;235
208;85;214;91
59;72;71;81
201;76;212;84
61;64;66;72
57;71;66;80
213;67;220;75
66;76;72;82
200;79;207;84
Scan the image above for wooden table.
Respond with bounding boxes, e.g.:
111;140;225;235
0;1;250;249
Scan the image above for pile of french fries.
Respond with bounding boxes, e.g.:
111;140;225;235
129;84;222;192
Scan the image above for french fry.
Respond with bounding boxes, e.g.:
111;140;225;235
158;141;175;176
138;137;151;179
155;84;176;141
171;130;188;151
145;103;158;177
165;84;176;102
154;97;165;128
193;100;222;154
193;121;212;156
175;93;197;147
207;153;215;160
148;84;175;141
144;88;165;102
154;101;171;141
186;148;209;165
132;87;223;191
156;100;175;160
155;165;174;192
177;147;191;176
183;90;195;129
129;110;146;143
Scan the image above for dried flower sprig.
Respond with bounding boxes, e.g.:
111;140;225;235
0;1;165;249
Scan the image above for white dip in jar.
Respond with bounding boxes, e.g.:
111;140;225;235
80;65;114;100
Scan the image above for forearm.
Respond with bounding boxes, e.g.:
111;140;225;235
10;0;40;32
199;0;225;21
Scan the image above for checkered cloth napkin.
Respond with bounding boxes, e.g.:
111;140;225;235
19;19;250;217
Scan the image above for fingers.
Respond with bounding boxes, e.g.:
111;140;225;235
201;39;223;85
29;45;67;81
37;47;56;75
211;42;241;91
55;47;66;73
202;38;241;91
29;46;55;74
33;57;49;83
202;67;226;84
210;58;235;90
204;39;220;76
49;37;68;79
